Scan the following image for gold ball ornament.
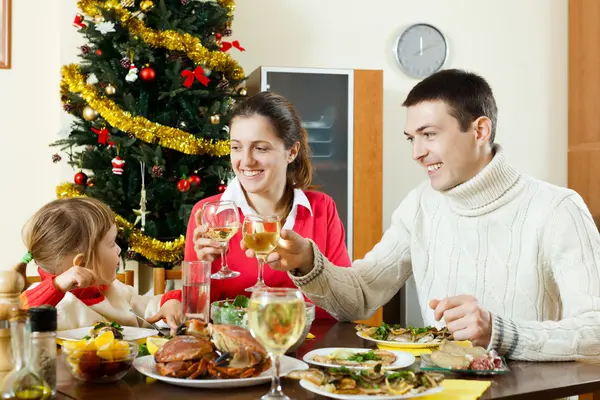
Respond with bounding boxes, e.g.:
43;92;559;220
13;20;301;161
239;87;248;96
210;114;221;125
105;84;117;96
94;15;104;24
140;0;155;12
82;106;99;121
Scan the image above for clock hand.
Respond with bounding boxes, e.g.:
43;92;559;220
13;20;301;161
419;36;423;56
413;44;439;56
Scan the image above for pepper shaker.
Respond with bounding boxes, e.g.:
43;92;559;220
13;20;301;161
28;306;57;398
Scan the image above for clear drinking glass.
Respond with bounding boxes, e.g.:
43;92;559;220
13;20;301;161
248;288;306;400
201;200;241;280
242;214;281;292
181;260;211;322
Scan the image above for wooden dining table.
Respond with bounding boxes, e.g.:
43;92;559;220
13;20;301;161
55;320;600;400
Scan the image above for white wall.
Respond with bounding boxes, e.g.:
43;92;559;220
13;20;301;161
232;0;568;325
0;0;61;273
0;0;567;324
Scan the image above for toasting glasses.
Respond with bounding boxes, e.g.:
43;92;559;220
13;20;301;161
242;214;281;292
201;200;240;280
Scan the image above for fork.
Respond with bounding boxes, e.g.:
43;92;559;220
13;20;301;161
129;309;165;337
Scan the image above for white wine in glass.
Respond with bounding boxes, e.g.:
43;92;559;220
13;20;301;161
201;200;241;280
248;288;306;400
206;226;239;242
242;215;281;292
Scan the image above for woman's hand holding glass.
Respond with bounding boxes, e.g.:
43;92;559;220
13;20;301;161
192;223;222;263
195;200;241;280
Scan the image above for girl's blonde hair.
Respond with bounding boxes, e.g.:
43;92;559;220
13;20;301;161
17;197;116;283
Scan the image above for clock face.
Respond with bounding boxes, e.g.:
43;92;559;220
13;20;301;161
394;24;448;79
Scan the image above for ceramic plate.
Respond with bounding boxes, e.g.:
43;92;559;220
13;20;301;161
299;379;444;400
420;353;511;376
57;326;158;343
133;355;309;388
356;331;442;349
303;347;415;370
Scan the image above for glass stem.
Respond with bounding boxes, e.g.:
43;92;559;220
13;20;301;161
269;354;283;396
257;256;265;285
219;242;230;272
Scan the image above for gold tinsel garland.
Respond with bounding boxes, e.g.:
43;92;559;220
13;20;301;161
61;64;230;157
77;0;244;81
56;183;185;263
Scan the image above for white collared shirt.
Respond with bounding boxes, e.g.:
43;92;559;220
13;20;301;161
220;177;313;230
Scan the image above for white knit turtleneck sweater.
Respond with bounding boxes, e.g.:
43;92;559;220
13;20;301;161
291;145;600;361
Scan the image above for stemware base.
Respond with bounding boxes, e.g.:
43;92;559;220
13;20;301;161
211;270;240;280
245;281;268;292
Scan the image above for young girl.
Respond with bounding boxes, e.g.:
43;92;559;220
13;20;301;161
19;197;183;331
185;91;351;319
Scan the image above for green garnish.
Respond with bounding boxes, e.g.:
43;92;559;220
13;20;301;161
408;325;432;335
138;343;150;357
92;321;124;332
83;335;91;340
372;322;389;340
232;295;249;308
347;351;381;362
110;321;124;332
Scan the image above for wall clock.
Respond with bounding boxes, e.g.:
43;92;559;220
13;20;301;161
394;23;448;79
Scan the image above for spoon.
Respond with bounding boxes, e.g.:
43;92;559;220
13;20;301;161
129;309;165;337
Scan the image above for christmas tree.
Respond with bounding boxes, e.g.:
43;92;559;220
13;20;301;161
52;0;247;268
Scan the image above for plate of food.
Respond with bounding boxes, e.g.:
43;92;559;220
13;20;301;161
356;323;452;349
303;348;415;370
57;321;158;344
419;340;510;376
287;366;444;399
133;320;309;388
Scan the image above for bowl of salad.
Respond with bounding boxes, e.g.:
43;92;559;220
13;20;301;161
211;295;316;352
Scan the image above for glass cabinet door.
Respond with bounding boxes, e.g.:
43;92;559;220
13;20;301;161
262;68;353;256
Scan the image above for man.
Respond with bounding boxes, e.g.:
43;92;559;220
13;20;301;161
242;69;600;361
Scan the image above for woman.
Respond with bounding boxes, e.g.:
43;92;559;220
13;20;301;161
184;91;350;319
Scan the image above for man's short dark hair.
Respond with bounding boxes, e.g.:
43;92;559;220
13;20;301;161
402;69;498;144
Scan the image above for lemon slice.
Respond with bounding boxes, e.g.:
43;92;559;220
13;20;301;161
94;330;115;349
63;338;87;352
147;337;169;355
113;340;130;360
96;342;114;361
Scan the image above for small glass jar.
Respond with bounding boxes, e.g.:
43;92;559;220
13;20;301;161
28;307;57;398
1;309;51;400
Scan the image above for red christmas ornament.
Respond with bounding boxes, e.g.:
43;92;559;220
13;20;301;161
181;66;210;88
74;171;88;185
188;174;201;187
111;156;126;175
95;49;102;56
220;40;245;52
140;66;156;81
177;179;191;192
87;178;95;187
218;183;227;193
73;14;86;30
215;32;222;41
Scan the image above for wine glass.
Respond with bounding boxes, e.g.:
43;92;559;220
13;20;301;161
201;200;241;280
242;214;281;292
248;288;306;400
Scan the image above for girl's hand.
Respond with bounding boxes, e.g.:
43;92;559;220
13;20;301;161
147;299;184;335
54;266;98;292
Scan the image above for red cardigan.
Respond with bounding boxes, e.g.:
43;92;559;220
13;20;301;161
185;190;351;319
